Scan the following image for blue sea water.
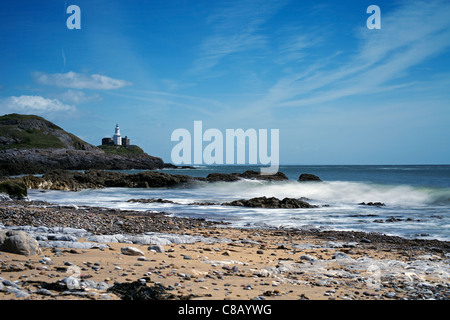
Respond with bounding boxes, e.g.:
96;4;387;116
28;165;450;241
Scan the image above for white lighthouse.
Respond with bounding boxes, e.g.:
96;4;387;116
113;124;122;146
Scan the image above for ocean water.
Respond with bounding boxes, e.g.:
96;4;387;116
27;165;450;241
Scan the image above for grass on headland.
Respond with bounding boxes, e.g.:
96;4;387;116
97;145;145;156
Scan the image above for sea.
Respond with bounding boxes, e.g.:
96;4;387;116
27;165;450;241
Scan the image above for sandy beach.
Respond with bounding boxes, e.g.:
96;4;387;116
1;200;449;301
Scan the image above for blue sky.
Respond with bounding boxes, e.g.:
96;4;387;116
0;0;449;165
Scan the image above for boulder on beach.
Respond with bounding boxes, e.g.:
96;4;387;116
298;173;322;182
0;229;41;256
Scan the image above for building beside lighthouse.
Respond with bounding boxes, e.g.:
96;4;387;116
102;124;130;147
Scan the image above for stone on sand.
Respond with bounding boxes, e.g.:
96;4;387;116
0;229;41;256
121;246;145;256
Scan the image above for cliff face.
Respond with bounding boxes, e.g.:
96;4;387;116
0;114;164;175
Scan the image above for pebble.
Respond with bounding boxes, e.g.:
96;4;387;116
2;279;21;289
385;292;396;298
299;254;316;261
62;276;80;290
40;257;52;264
332;252;350;260
121;246;145;256
148;245;165;253
37;288;54;296
137;256;149;261
6;287;30;298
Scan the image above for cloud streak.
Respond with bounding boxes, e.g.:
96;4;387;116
247;0;450;112
191;0;288;74
104;89;227;117
33;71;132;90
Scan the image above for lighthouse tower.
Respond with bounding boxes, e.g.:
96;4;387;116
113;124;122;146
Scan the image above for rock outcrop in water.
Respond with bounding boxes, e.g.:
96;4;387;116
206;170;288;182
298;173;322;182
0;180;27;199
359;202;386;207
222;196;318;208
12;170;195;191
7;168;292;191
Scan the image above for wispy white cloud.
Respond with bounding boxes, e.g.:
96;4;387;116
57;89;102;104
276;34;322;64
191;0;288;74
33;71;132;90
0;95;76;114
103;89;227;117
247;0;450;112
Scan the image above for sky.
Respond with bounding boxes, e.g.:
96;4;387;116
0;0;449;165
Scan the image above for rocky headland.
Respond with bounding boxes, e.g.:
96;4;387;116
0;114;168;176
0;148;167;176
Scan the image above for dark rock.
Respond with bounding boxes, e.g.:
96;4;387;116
188;201;218;206
127;198;176;204
206;170;288;182
222;196;317;208
11;169;194;191
0;148;165;176
385;216;403;222
239;170;288;181
298;173;322;182
206;172;240;182
359;202;386;207
107;281;176;300
0;180;27;199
